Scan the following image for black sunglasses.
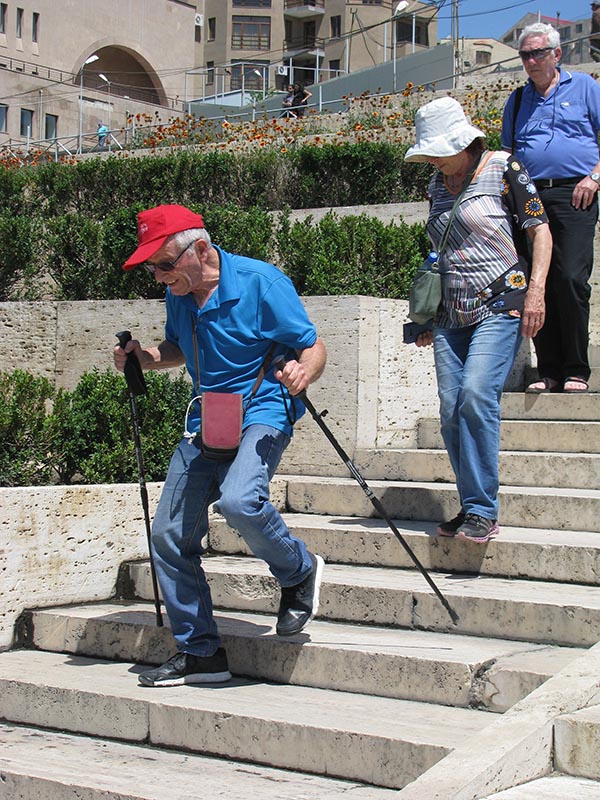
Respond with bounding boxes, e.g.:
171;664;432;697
519;47;553;62
142;241;195;275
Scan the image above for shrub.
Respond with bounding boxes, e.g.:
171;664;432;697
46;369;191;485
0;370;55;486
0;368;191;487
276;211;429;297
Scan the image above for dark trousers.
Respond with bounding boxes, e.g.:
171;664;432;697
534;185;598;382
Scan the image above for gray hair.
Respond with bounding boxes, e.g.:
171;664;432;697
518;23;561;50
171;227;212;249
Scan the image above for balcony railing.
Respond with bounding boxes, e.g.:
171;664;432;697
231;34;271;50
285;0;325;9
283;35;325;52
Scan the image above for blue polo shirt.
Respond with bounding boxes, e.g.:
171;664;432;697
501;69;600;179
164;245;317;436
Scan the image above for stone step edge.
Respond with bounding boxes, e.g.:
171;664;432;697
480;775;600;799
23;603;586;714
0;649;491;790
208;512;600;587
395;641;600;799
554;704;600;781
278;475;600;500
0;722;398;800
130;557;600;647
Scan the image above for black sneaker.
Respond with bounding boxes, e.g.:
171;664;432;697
456;514;499;544
437;510;465;537
276;552;324;637
138;649;231;687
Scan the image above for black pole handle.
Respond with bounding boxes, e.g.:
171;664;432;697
116;330;147;397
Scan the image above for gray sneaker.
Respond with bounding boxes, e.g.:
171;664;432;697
276;552;324;637
138;649;231;687
456;514;499;543
437;510;465;537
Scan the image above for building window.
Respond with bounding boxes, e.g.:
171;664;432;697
329;58;341;78
230;62;267;90
0;104;7;133
206;60;214;85
195;24;202;43
16;7;23;38
32;11;39;42
45;113;58;139
20;108;33;137
232;15;270;50
208;17;216;41
576;23;583;33
561;26;571;39
362;0;382;4
396;20;428;47
0;4;7;34
233;0;271;5
475;50;491;65
331;15;341;39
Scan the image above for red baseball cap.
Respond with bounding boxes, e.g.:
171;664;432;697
123;204;204;270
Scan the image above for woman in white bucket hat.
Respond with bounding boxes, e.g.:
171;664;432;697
405;97;552;543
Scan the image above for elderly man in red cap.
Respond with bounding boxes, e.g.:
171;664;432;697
114;204;326;687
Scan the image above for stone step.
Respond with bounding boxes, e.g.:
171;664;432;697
418;419;600;454
355;448;600;489
0;649;491;790
208;513;600;585
480;774;600;798
0;723;399;800
554;704;600;782
131;555;600;646
501;392;600;421
282;476;600;533
23;603;585;714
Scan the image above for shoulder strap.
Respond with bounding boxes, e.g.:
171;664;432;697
511;85;524;151
437;151;493;258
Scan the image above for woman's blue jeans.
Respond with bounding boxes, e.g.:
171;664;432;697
151;424;312;656
433;314;522;521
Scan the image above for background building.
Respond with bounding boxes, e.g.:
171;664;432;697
501;11;592;65
0;0;441;148
0;0;199;148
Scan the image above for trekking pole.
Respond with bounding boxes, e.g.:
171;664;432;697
274;357;459;625
116;331;163;627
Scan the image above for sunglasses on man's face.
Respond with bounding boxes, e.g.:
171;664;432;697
519;47;554;62
142;241;195;275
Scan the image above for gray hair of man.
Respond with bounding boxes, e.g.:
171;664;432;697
517;22;561;51
171;227;212;250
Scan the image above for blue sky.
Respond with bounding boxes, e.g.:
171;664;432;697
435;0;592;40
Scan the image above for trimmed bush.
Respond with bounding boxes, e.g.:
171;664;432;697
0;368;191;487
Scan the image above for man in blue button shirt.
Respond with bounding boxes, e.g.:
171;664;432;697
114;204;327;687
502;22;600;393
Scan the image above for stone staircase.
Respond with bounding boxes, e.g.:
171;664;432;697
1;391;600;798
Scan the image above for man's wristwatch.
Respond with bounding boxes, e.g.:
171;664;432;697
590;172;600;185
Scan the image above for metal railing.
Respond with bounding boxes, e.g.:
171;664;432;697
283;35;325;52
0;54;75;84
284;0;325;9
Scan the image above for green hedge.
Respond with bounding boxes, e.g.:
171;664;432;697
0;141;434;302
0;368;190;487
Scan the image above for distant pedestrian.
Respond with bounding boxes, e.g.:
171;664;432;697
97;121;108;148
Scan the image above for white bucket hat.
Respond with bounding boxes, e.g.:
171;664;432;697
404;97;485;163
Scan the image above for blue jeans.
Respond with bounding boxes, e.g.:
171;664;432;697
433;314;522;520
151;424;312;656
